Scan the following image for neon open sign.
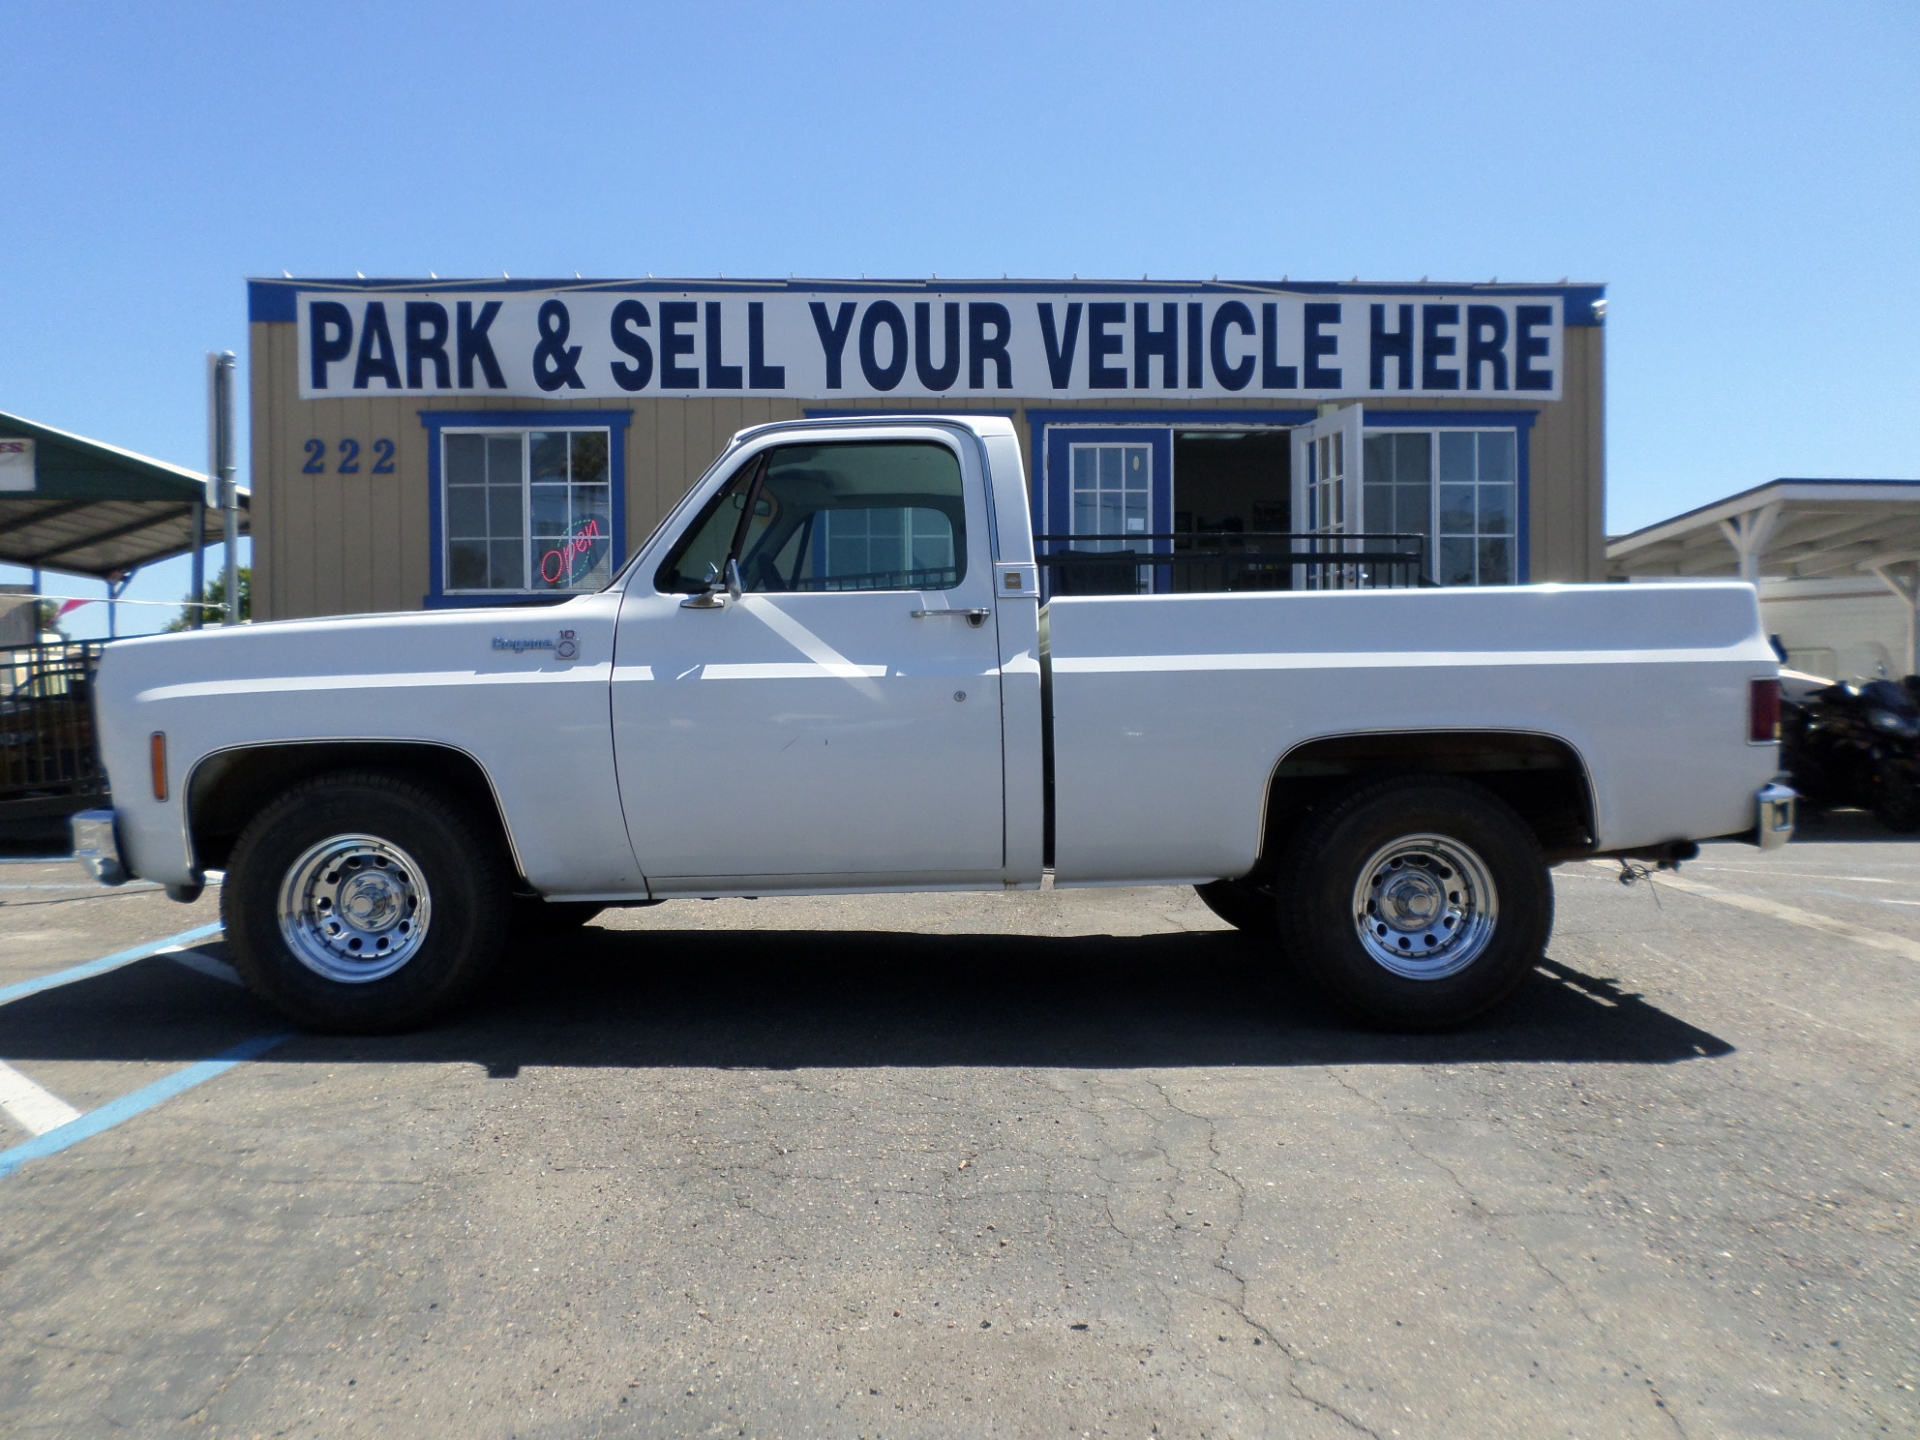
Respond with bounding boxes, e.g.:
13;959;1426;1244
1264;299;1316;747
540;516;606;587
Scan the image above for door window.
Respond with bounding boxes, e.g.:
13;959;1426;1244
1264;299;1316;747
656;441;966;594
1069;444;1151;550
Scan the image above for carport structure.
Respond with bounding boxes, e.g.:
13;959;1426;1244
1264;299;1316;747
1608;478;1920;673
0;409;246;627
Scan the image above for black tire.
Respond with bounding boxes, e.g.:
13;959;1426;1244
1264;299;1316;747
1274;774;1552;1030
1194;876;1278;937
1869;762;1920;833
222;771;511;1033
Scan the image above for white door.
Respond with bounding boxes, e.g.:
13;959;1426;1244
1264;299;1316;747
1291;404;1365;587
611;432;1005;889
1069;442;1153;592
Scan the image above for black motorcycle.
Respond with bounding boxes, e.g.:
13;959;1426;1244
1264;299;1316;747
1780;676;1920;832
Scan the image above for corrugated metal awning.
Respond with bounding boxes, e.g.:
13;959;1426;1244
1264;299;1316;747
1608;479;1920;582
0;409;248;579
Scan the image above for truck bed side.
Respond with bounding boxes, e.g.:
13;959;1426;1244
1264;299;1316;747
1043;581;1777;884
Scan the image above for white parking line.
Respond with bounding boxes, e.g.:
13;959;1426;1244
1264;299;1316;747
0;1060;84;1136
1631;867;1920;965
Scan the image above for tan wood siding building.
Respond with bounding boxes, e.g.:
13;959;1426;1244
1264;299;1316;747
248;278;1605;620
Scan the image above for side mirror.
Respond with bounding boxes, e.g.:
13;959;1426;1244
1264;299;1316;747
680;556;745;610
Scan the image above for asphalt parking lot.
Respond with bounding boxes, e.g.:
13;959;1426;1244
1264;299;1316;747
1;819;1917;1439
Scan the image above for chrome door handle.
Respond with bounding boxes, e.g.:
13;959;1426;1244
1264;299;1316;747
911;607;990;628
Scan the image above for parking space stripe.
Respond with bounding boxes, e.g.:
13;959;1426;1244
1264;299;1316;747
0;923;224;1007
0;1032;292;1179
0;1060;83;1136
1651;870;1920;964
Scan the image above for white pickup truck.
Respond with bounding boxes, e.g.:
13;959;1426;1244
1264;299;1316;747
79;415;1792;1033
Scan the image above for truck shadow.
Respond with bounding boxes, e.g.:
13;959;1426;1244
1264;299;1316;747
0;926;1732;1070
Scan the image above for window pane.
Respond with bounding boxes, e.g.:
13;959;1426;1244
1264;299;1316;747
754;441;966;591
1363;484;1392;532
485;435;520;485
1396;484;1432;537
1478;482;1513;536
1073;447;1094;487
1478;430;1515;484
1439;484;1475;534
1100;447;1121;485
1478;537;1512;585
655;462;754;593
529;483;570;537
530;431;568;482
489;539;525;590
448;539;488;589
487;484;523;534
446;433;485;486
1440;536;1476;586
1438;431;1475;483
570;431;609;485
1363;435;1394;492
1394;433;1432;486
447;486;486;538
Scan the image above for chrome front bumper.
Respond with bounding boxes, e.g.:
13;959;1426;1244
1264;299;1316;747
1756;782;1796;850
70;807;128;885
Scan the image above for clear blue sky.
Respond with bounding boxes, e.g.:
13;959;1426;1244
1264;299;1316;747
4;0;1915;636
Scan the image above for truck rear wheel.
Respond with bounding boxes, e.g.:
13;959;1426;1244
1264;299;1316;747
223;772;510;1033
1275;775;1551;1029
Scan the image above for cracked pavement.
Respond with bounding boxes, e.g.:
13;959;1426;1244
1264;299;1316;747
1;817;1917;1437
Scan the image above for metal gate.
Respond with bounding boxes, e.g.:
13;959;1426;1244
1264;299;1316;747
0;641;109;824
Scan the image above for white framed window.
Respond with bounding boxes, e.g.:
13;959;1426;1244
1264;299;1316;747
1070;443;1151;548
443;428;614;593
1361;428;1517;585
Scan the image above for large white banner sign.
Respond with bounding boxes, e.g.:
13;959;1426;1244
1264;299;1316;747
295;288;1563;402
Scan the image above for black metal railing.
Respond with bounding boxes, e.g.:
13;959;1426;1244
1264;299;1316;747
1034;532;1430;596
0;641;109;820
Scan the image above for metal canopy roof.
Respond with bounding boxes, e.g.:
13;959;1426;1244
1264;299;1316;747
0;409;248;580
1607;479;1920;583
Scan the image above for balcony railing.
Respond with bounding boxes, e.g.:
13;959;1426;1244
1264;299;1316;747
1033;532;1430;596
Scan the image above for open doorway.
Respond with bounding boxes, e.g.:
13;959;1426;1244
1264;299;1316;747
1173;429;1291;537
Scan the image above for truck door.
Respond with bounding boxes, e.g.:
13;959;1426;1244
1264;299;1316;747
1291;404;1365;588
610;431;1006;888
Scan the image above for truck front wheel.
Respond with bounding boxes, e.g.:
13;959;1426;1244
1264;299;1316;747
223;772;510;1033
1275;775;1552;1029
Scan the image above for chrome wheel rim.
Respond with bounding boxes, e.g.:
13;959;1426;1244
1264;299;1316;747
277;833;431;984
1351;832;1498;980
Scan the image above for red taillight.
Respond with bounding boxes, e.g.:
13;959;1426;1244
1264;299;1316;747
1749;678;1781;743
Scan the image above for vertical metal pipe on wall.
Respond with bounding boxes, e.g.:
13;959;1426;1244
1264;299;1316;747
206;351;238;624
188;498;205;628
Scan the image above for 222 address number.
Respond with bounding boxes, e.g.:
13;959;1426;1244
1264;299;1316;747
302;438;395;475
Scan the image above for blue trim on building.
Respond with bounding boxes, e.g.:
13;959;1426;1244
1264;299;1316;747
251;277;1607;326
417;409;631;608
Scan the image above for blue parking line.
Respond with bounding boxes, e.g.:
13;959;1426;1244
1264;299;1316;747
0;923;225;1007
0;1031;292;1179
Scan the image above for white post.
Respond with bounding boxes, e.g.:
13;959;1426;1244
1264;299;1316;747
1718;500;1783;582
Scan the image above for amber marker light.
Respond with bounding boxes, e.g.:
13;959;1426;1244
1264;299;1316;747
150;732;168;800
